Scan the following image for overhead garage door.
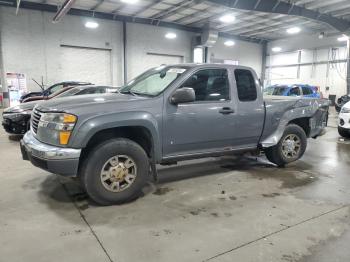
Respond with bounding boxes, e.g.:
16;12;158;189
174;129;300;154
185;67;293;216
60;45;112;85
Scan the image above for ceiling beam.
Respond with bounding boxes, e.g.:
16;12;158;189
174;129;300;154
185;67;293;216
52;0;77;23
90;0;105;11
205;0;350;32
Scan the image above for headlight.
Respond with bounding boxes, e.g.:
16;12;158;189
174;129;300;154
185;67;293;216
340;107;350;113
38;113;77;145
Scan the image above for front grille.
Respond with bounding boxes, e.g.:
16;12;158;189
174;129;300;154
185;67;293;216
31;109;42;134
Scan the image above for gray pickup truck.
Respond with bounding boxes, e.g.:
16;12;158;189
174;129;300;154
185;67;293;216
21;64;329;205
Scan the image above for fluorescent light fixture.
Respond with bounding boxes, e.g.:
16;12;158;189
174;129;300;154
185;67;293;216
85;21;99;29
120;0;139;4
338;34;349;42
165;32;177;39
219;14;235;23
224;40;235;47
272;47;282;52
286;27;301;34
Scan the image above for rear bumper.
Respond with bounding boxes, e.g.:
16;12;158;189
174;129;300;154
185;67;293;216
20;131;81;177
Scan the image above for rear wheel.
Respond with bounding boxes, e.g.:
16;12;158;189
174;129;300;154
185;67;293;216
338;127;350;138
265;124;307;167
79;138;149;205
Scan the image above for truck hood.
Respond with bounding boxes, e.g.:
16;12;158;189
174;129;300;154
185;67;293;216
36;93;150;113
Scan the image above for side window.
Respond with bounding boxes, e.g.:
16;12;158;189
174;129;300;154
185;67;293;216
78;88;98;95
289;87;301;96
234;69;257;101
180;68;229;102
49;84;64;94
302;86;312;95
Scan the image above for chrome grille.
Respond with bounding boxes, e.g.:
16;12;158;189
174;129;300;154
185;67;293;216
31;109;42;134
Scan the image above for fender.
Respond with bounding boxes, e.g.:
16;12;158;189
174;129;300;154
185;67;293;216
69;111;162;161
260;98;328;148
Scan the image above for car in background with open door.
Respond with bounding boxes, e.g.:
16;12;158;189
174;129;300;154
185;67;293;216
2;85;117;135
19;81;92;103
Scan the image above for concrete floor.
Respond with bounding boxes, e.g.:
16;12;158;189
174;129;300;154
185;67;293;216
1;109;350;262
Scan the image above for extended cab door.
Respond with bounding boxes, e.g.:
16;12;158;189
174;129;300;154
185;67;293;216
162;67;265;158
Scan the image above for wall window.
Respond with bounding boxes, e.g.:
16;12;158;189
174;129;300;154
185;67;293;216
181;68;229;102
234;69;257;101
193;47;204;63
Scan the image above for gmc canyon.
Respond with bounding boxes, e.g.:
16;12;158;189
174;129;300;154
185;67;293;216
20;64;329;205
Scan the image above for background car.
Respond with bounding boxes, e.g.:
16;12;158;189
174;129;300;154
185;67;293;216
19;81;92;103
338;101;350;138
22;86;75;103
2;85;117;135
335;94;350;113
264;84;321;98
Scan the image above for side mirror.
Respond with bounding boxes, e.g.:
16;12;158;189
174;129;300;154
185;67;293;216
170;88;195;104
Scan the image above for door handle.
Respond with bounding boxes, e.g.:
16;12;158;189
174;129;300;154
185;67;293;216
219;107;234;114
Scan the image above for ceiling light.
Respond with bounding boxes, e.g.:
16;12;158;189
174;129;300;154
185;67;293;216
286;27;301;34
120;0;139;4
219;14;235;23
85;21;99;29
338;34;349;42
224;40;235;47
165;32;177;39
272;47;282;52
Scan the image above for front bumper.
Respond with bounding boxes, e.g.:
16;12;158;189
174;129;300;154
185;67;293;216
2;115;30;134
20;131;81;177
338;112;350;129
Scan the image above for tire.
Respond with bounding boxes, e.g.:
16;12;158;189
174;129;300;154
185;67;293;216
338;127;350;138
79;138;149;205
265;124;307;167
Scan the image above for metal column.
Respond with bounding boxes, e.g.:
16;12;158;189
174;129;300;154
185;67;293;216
347;40;350;94
0;18;8;108
123;21;127;85
260;41;267;86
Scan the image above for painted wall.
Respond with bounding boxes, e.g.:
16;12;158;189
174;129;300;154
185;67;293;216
208;38;263;77
0;6;123;92
266;34;348;98
0;6;264;97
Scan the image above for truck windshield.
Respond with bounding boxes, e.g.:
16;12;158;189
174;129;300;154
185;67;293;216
120;66;188;97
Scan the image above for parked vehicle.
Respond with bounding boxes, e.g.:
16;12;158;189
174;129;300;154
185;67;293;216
338;101;350;138
19;81;92;103
2;85;117;134
22;86;75;103
264;84;321;98
335;94;350;113
20;64;329;205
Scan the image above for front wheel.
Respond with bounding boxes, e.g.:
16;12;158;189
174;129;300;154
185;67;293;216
265;124;307;167
79;138;149;205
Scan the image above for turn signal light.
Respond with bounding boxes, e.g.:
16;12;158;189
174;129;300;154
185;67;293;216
59;131;71;145
63;114;77;123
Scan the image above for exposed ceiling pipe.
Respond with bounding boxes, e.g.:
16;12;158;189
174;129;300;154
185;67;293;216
52;0;77;23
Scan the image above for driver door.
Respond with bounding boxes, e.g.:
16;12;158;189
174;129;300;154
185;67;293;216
163;68;238;157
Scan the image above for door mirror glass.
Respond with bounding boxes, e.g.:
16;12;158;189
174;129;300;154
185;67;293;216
171;88;195;104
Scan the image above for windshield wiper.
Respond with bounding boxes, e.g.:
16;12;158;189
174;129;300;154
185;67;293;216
120;90;137;96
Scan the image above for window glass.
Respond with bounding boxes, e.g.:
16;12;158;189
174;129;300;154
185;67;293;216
234;69;257;101
180;68;229;101
302;86;313;95
54;87;81;98
120;66;187;97
49;84;64;94
289;87;301;96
